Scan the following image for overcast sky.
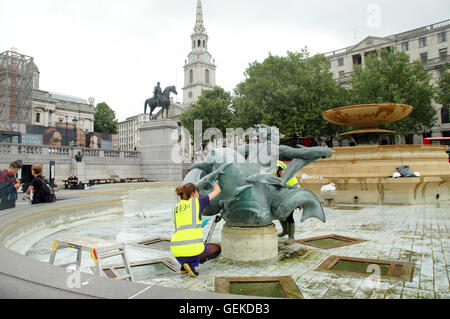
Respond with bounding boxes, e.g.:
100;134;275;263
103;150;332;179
1;0;449;121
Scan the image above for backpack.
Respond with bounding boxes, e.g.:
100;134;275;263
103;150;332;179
36;177;56;203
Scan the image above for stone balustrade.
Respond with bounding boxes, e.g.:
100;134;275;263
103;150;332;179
0;143;140;161
0;143;142;184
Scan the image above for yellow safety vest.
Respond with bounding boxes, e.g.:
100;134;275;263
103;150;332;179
170;198;205;257
275;160;301;188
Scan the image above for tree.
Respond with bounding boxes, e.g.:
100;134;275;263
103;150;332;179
436;67;450;112
180;86;235;145
350;47;437;135
94;102;119;134
233;49;349;142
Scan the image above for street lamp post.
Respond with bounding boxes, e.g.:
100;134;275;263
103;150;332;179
72;117;79;147
64;115;68;146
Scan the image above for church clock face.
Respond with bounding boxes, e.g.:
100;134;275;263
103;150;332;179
189;54;194;61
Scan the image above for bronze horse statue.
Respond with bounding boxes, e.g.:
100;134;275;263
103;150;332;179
144;85;178;120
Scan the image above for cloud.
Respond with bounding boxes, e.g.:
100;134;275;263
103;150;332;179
1;0;448;121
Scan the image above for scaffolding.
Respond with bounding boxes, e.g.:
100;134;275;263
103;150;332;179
0;49;35;124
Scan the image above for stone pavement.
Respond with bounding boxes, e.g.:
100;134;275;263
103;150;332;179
14;185;450;299
135;203;449;299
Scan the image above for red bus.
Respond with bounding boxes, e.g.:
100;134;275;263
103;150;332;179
279;136;317;162
423;137;450;162
280;136;317;148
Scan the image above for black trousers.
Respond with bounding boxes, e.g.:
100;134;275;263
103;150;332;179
286;205;303;223
0;200;15;211
286;212;295;224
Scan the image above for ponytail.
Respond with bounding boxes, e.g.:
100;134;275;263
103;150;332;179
175;183;199;200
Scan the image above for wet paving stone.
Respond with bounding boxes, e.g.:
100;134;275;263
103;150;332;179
12;199;450;299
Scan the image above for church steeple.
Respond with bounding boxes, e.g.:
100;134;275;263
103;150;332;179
183;0;217;105
191;0;208;52
194;0;206;34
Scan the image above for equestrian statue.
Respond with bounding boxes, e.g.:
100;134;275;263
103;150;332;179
144;82;178;120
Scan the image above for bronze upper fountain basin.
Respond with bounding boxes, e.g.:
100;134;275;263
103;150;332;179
322;104;413;128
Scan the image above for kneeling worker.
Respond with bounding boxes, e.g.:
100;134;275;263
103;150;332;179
275;160;301;245
171;181;222;278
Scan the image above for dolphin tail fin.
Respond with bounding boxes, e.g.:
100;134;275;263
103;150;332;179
275;188;326;223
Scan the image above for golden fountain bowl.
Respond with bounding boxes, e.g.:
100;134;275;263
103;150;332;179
322;104;413;128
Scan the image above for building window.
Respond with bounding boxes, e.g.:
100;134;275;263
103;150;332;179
190;69;194;84
35;112;41;123
205;69;210;84
401;42;409;52
442;108;450;124
439;48;447;58
338;57;344;67
203;40;205;47
438;32;447;43
339;71;345;78
198;40;201;47
420;52;428;63
419;37;427;48
405;134;414;145
193;40;195;48
352;54;362;66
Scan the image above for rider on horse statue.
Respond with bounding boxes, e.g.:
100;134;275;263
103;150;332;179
153;82;162;108
145;83;178;120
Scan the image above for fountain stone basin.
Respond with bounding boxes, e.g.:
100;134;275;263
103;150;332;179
309;103;450;205
297;144;450;205
322;104;413;128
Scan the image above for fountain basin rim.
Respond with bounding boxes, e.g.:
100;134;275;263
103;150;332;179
322;103;413;127
339;128;396;137
0;191;247;299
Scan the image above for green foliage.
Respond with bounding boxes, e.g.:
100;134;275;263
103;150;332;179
233;49;349;140
94;102;119;134
350;47;437;135
180;86;235;140
436;67;450;111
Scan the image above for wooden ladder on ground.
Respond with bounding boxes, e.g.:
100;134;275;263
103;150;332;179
49;235;134;282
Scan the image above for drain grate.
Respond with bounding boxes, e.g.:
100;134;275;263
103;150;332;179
296;234;366;249
215;276;304;299
99;259;178;281
316;256;414;281
131;237;171;251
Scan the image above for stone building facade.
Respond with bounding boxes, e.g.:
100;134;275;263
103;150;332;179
0;49;95;143
115;113;149;151
32;90;94;132
325;19;450;143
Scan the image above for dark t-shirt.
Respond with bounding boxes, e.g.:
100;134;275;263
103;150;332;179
0;169;17;202
31;176;51;204
198;195;210;219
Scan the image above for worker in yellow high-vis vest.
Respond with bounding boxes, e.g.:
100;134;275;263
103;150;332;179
275;160;301;245
171;181;222;278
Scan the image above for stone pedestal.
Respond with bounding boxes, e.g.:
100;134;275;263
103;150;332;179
138;119;182;182
221;224;278;262
74;162;86;182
